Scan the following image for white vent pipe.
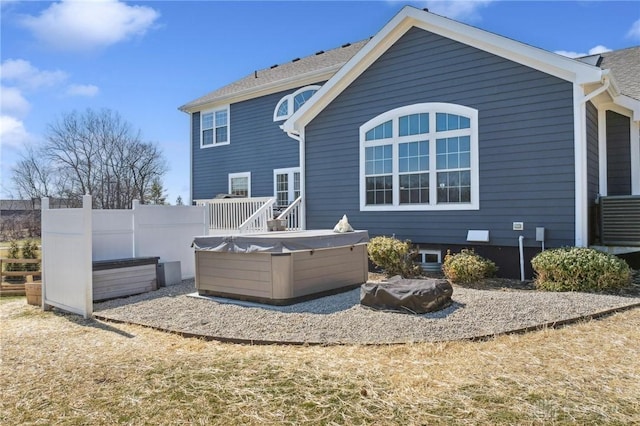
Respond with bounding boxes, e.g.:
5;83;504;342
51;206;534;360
518;235;525;282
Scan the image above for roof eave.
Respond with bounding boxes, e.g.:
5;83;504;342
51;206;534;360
179;64;344;114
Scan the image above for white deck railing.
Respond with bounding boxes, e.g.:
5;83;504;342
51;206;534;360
238;198;276;233
194;197;275;233
276;196;302;231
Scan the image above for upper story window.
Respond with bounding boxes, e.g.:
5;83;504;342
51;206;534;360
201;106;230;148
273;85;321;121
360;103;479;211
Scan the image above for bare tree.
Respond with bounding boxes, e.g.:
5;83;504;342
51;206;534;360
11;146;56;200
11;108;168;209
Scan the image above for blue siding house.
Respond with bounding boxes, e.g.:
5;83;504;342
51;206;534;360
180;6;640;277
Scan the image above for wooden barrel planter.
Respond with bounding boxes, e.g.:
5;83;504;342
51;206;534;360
25;280;42;306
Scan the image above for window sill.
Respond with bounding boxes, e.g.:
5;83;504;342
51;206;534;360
360;203;479;212
200;142;230;149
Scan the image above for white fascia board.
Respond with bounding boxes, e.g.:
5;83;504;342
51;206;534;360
406;9;603;85
283;10;411;133
612;94;640;121
179;66;341;114
284;6;604;133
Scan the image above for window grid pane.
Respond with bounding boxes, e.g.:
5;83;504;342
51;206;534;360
202;129;213;146
365;145;392;176
399;173;429;204
365;120;393;141
399;113;429;136
293;172;301;199
437;171;471;203
276;174;288;207
215;127;227;143
293;90;317;111
215;110;227;126
436;137;470;170
276;101;288;117
202;113;214;130
366;176;393;205
399;141;429;173
436;113;470;132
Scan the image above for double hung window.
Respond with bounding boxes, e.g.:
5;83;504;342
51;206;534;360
229;172;250;197
360;103;478;211
201;106;229;147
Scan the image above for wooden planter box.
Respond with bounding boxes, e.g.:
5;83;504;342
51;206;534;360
194;230;369;305
92;257;159;302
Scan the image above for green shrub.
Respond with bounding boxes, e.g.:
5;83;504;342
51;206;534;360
531;247;631;292
21;240;39;272
367;236;423;278
5;240;23;283
442;249;497;284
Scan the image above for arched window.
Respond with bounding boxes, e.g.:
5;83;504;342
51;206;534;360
273;85;321;121
360;103;479;211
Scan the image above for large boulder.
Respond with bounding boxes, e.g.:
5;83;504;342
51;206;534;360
360;276;453;314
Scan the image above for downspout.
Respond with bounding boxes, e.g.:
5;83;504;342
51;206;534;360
285;129;306;230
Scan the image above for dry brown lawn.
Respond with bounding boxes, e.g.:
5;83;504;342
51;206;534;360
1;298;639;425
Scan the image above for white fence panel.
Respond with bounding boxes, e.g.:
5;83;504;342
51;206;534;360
41;195;93;318
92;210;134;261
133;202;207;279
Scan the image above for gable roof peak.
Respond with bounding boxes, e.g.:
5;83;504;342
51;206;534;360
283;4;606;133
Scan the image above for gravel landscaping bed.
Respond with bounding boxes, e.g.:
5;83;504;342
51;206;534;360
93;277;640;345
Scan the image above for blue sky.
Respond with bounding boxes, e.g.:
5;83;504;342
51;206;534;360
1;0;639;203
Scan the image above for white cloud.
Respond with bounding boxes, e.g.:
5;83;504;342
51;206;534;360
554;45;612;59
422;0;494;21
0;59;67;90
66;84;100;97
0;86;30;118
628;19;640;41
20;0;160;52
0;115;32;149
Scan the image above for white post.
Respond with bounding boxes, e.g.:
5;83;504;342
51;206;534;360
40;197;50;311
132;199;140;257
82;195;93;318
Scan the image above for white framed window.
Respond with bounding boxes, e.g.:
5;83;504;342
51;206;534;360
418;249;442;273
229;172;250;197
417;249;442;264
273;85;321;121
273;167;300;207
201;106;230;148
360;103;479;211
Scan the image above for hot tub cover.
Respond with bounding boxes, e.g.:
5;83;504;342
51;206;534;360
192;230;369;253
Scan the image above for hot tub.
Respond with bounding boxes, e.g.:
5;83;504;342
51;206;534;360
192;230;369;305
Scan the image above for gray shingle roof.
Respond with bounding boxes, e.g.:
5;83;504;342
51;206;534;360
599;46;640;100
179;39;370;111
180;28;639;113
